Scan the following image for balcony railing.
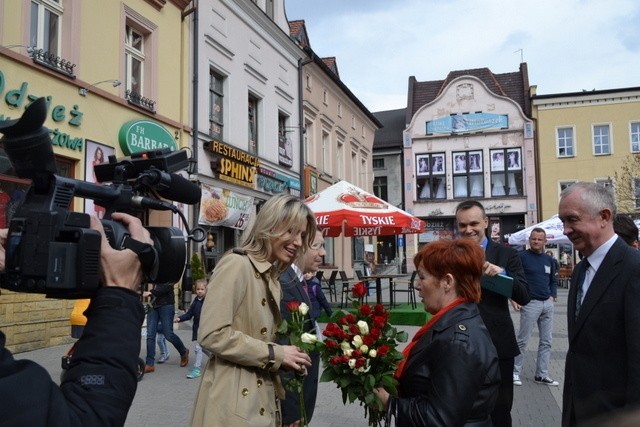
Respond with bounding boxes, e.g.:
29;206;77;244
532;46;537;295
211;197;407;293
31;48;76;78
125;90;156;114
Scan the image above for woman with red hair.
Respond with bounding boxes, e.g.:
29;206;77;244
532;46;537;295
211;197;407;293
374;239;500;426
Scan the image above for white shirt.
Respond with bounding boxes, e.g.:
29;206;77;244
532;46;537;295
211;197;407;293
579;234;618;304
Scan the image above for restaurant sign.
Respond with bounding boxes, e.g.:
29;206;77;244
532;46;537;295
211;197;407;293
204;139;259;189
199;183;254;230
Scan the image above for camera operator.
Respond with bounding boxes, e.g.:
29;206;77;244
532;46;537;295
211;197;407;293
0;212;151;426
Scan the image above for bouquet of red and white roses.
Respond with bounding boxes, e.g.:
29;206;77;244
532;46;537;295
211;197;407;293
316;282;408;426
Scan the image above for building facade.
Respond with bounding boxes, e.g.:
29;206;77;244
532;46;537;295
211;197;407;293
289;20;381;275
0;0;191;351
403;65;536;267
532;86;640;220
194;0;305;271
372;108;406;269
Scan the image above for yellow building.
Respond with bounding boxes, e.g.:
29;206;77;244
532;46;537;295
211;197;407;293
0;0;191;352
532;87;640;221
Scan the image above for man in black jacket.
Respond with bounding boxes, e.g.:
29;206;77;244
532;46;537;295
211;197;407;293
0;212;151;426
456;201;530;427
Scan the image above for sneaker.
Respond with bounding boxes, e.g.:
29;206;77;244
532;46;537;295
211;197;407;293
534;376;559;386
180;349;190;367
513;374;522;386
158;352;170;363
144;365;155;373
186;367;202;379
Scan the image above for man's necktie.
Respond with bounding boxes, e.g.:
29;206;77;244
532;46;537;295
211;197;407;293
575;259;590;319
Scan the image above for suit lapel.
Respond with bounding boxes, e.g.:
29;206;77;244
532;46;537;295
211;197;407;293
571;239;624;340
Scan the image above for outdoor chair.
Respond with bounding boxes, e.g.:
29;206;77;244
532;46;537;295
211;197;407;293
339;270;360;308
321;270;338;302
391;271;417;309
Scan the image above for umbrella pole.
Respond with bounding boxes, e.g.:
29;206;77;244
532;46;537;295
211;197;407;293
341;220;346;273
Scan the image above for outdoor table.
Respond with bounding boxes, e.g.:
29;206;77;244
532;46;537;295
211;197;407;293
361;274;408;306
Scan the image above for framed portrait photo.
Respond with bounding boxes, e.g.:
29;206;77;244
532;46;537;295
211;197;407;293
431;153;445;175
507;148;522;171
453;152;467;174
490;149;505;172
84;140;116;218
468;151;483;173
416;154;430;176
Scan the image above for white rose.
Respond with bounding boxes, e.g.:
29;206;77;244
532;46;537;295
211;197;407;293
357;320;369;335
348;359;356;369
340;341;352;353
301;333;317;344
299;302;309;316
344;349;353;357
369;349;377;358
360;345;369;354
352;335;363;347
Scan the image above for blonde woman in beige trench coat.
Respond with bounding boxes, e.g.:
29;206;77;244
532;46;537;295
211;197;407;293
191;194;317;427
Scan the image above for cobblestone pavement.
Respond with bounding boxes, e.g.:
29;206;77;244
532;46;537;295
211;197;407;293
15;286;568;426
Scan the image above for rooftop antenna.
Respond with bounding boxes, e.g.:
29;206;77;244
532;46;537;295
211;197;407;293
514;48;524;63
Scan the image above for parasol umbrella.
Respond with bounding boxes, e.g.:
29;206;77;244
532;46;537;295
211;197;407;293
303;180;425;237
508;214;571;246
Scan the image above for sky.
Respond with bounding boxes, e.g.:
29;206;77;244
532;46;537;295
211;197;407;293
284;0;640;112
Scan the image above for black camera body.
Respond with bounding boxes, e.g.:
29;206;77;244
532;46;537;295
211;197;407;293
0;98;200;298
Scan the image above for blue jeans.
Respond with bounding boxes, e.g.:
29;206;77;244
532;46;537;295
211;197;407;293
513;299;555;378
146;305;187;366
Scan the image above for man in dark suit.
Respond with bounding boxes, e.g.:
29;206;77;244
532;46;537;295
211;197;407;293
279;229;326;427
456;200;530;427
559;182;640;426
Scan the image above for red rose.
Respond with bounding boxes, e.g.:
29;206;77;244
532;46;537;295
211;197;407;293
341;355;350;363
352;349;362;358
373;315;386;328
359;304;373;316
363;335;376;346
329;356;342;365
345;314;357;324
370;328;381;339
377;345;390;357
349;324;359;335
325;339;339;350
374;304;385;315
352;282;367;299
355;357;366;368
286;301;301;313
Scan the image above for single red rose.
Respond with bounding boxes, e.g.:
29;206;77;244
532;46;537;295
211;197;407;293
352;282;367;299
325;339;339;350
352;349;362;358
341;355;350;363
373;315;386;328
286;301;301;313
329;356;342;365
338;316;348;325
355;357;366;368
349;324;359;335
370;328;381;339
377;345;390;356
345;314;357;324
359;304;373;316
374;303;386;315
363;335;376;346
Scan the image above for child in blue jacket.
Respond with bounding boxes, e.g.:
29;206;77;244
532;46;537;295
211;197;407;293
175;279;207;378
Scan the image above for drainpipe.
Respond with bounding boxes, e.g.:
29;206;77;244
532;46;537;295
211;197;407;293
297;54;313;198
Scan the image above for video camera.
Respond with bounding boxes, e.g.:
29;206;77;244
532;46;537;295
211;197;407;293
0;97;204;298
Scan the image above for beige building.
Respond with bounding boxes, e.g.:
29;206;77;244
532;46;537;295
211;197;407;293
403;66;536;267
532;87;640;220
289;20;381;274
0;0;191;352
